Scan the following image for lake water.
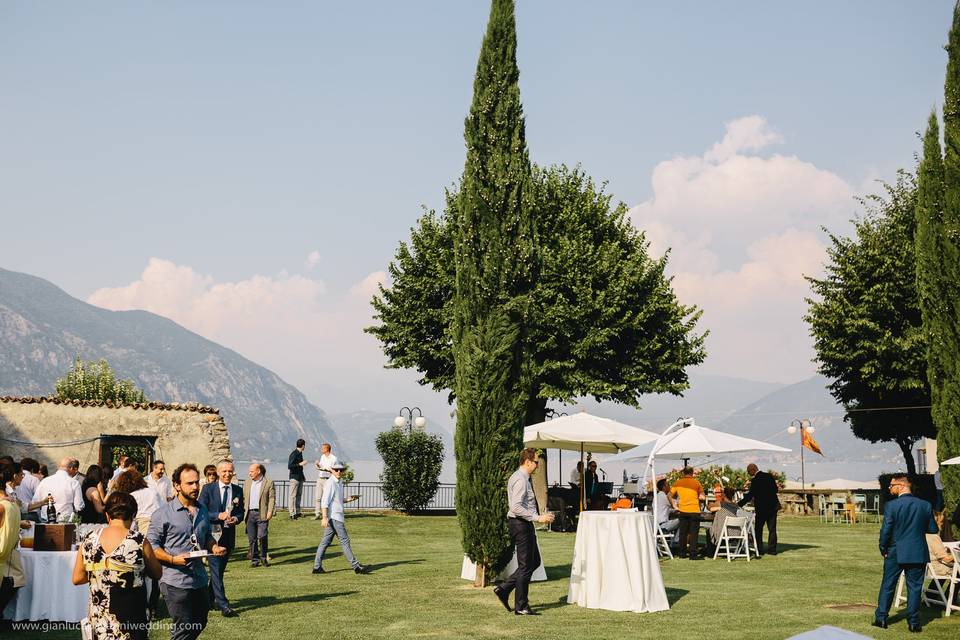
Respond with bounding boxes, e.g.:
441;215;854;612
240;453;890;488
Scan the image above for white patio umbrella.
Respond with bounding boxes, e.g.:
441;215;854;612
942;456;960;465
523;412;659;509
608;418;791;552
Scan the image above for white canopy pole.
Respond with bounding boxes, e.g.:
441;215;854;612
646;418;692;532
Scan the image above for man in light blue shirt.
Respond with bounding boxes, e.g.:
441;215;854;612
311;462;368;575
147;463;227;640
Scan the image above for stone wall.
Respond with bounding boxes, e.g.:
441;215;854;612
0;397;231;470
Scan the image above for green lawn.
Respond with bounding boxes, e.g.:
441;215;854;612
10;514;960;639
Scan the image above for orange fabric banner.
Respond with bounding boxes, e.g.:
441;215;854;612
802;429;824;456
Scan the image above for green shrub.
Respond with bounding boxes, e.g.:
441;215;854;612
376;427;444;513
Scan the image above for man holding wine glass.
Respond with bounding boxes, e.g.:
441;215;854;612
198;460;244;618
147;463;227;640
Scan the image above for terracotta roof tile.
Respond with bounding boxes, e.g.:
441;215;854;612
0;396;220;415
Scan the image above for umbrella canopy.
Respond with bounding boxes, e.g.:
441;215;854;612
523;412;659;453
941;455;960;466
608;420;791;462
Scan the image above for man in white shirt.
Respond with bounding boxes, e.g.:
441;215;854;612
655;479;679;533
313;443;338;520
17;458;41;520
29;457;84;521
146;460;175;501
108;455;133;491
569;461;583;486
312;462;367;574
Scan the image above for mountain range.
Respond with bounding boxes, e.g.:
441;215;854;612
0;266;341;461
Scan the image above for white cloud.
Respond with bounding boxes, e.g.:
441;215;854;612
87;259;398;396
305;250;321;269
349;270;389;299
630;116;857;383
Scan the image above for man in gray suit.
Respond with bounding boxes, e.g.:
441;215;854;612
243;463;276;567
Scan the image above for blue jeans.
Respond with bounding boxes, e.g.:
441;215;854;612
314;519;359;569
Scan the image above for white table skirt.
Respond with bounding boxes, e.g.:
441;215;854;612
4;549;88;622
567;511;669;613
460;533;547;582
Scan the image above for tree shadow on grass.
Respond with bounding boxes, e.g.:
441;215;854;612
232;590;358;613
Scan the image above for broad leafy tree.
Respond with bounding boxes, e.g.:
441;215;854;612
806;174;934;474
369;165;705;423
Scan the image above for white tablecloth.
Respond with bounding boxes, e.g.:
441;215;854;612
567;511;669;613
3;549;88;622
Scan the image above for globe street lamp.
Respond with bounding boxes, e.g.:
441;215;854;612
787;418;815;492
395;406;427;433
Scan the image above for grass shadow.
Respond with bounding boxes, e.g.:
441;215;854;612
771;542;820;553
666;587;689;606
545;563;572;581
367;558;426;572
233;590;358;612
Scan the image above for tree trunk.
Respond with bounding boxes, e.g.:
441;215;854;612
474;563;487;588
896;438;917;476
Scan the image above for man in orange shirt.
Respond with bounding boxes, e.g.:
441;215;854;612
669;467;706;560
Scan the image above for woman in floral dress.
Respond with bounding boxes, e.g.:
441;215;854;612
72;492;161;639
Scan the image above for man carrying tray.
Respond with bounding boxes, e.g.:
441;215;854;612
147;463;227;640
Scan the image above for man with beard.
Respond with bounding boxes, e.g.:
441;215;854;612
148;464;227;640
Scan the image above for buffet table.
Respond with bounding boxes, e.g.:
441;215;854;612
567;511;669;613
3;549;87;622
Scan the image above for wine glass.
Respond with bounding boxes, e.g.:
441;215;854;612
211;524;222;545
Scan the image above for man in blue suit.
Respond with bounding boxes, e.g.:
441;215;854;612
873;473;938;632
198;460;244;618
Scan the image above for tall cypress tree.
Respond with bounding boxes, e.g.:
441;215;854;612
933;2;960;511
453;0;534;584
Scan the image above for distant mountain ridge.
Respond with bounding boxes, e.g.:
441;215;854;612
0;266;341;460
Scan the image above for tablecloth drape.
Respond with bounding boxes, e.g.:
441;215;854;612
3;549;88;622
567;511;669;613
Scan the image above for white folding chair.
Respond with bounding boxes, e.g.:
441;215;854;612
656;522;675;559
893;548;960;616
740;510;760;556
817;495;831;523
713;516;750;562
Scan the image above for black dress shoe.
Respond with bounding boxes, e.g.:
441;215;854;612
312;567;326;574
250;560;260;568
514;608;539;616
908;624;922;633
354;564;370;574
493;586;512;613
260;557;269;567
221;607;238;617
871;619;887;629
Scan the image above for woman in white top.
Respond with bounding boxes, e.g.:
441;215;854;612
111;470;160;535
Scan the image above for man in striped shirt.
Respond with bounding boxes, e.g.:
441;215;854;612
493;448;554;616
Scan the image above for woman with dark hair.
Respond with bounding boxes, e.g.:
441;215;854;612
72;492;161;640
112;471;159;536
81;465;107;524
200;464;217;489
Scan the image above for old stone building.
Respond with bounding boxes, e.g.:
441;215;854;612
0;396;231;471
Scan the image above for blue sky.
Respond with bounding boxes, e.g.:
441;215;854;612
1;1;955;415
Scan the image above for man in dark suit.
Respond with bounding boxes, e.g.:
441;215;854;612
737;463;781;555
873;473;938;632
198;460;244;617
